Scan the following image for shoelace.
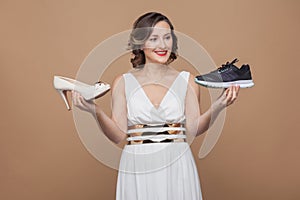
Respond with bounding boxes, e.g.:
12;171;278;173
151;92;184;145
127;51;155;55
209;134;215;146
217;58;239;72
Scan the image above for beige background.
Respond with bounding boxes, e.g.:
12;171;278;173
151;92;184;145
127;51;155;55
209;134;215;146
1;0;300;199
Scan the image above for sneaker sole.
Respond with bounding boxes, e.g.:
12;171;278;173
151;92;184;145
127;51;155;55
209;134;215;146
194;79;254;88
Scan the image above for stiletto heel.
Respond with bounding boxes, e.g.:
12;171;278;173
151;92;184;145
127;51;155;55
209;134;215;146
53;75;110;110
57;90;71;110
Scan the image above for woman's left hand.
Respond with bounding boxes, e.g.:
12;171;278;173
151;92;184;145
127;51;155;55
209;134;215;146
212;85;240;111
71;91;96;113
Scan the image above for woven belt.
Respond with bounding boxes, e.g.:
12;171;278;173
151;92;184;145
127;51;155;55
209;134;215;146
127;123;186;145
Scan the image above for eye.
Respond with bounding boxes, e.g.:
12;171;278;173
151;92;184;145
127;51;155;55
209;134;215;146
165;35;171;40
149;37;157;42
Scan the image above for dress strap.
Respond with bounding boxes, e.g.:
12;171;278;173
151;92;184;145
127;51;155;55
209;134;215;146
123;73;139;103
168;71;190;106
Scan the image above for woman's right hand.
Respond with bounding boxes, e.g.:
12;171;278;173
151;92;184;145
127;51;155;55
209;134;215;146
71;91;97;113
212;85;240;112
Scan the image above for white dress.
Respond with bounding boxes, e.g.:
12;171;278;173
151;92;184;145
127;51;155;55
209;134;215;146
116;71;203;200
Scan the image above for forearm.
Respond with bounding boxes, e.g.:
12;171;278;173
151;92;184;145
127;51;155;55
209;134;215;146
93;106;127;144
196;104;224;137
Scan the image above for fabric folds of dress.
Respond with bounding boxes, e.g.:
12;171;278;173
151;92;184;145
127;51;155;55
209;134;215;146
116;71;203;200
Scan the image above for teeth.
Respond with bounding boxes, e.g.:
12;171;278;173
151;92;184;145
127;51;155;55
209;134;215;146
155;51;167;55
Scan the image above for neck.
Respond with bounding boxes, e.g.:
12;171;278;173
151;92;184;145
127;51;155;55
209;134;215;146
142;63;168;77
137;63;169;84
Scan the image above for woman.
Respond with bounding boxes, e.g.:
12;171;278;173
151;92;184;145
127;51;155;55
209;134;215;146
72;12;239;200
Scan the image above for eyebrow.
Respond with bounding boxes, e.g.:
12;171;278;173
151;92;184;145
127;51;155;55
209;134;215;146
150;33;171;37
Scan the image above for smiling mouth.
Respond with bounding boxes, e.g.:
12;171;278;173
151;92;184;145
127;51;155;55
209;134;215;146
154;50;168;56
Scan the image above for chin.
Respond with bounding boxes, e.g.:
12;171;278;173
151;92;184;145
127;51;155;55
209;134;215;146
150;60;169;65
157;59;169;64
152;55;171;64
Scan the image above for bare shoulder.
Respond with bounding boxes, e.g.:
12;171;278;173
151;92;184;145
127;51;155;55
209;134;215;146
127;67;143;77
178;70;196;85
187;72;196;84
111;74;125;92
112;74;124;84
186;72;200;95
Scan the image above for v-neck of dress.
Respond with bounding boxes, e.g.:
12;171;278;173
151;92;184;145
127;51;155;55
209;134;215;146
128;72;183;109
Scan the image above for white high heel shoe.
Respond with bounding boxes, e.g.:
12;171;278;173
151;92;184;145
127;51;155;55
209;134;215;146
53;76;111;110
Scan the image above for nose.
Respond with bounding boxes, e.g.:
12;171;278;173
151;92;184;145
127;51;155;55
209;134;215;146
157;37;166;49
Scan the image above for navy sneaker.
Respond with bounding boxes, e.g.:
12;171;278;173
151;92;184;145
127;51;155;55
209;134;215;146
194;58;254;88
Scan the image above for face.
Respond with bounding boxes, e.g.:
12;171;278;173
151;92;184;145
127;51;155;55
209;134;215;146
142;21;173;65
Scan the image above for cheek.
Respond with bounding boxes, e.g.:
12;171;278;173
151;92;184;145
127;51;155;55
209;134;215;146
143;48;153;56
166;39;173;49
144;40;157;49
145;45;154;49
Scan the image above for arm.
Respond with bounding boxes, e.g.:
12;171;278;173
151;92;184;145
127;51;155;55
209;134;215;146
72;75;128;144
185;74;239;137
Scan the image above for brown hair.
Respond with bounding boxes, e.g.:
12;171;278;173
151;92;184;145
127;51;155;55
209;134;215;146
128;12;178;68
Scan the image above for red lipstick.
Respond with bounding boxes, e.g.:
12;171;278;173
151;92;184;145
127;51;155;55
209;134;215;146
154;50;168;56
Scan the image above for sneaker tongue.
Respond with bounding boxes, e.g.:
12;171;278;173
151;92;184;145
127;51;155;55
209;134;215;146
230;64;239;71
